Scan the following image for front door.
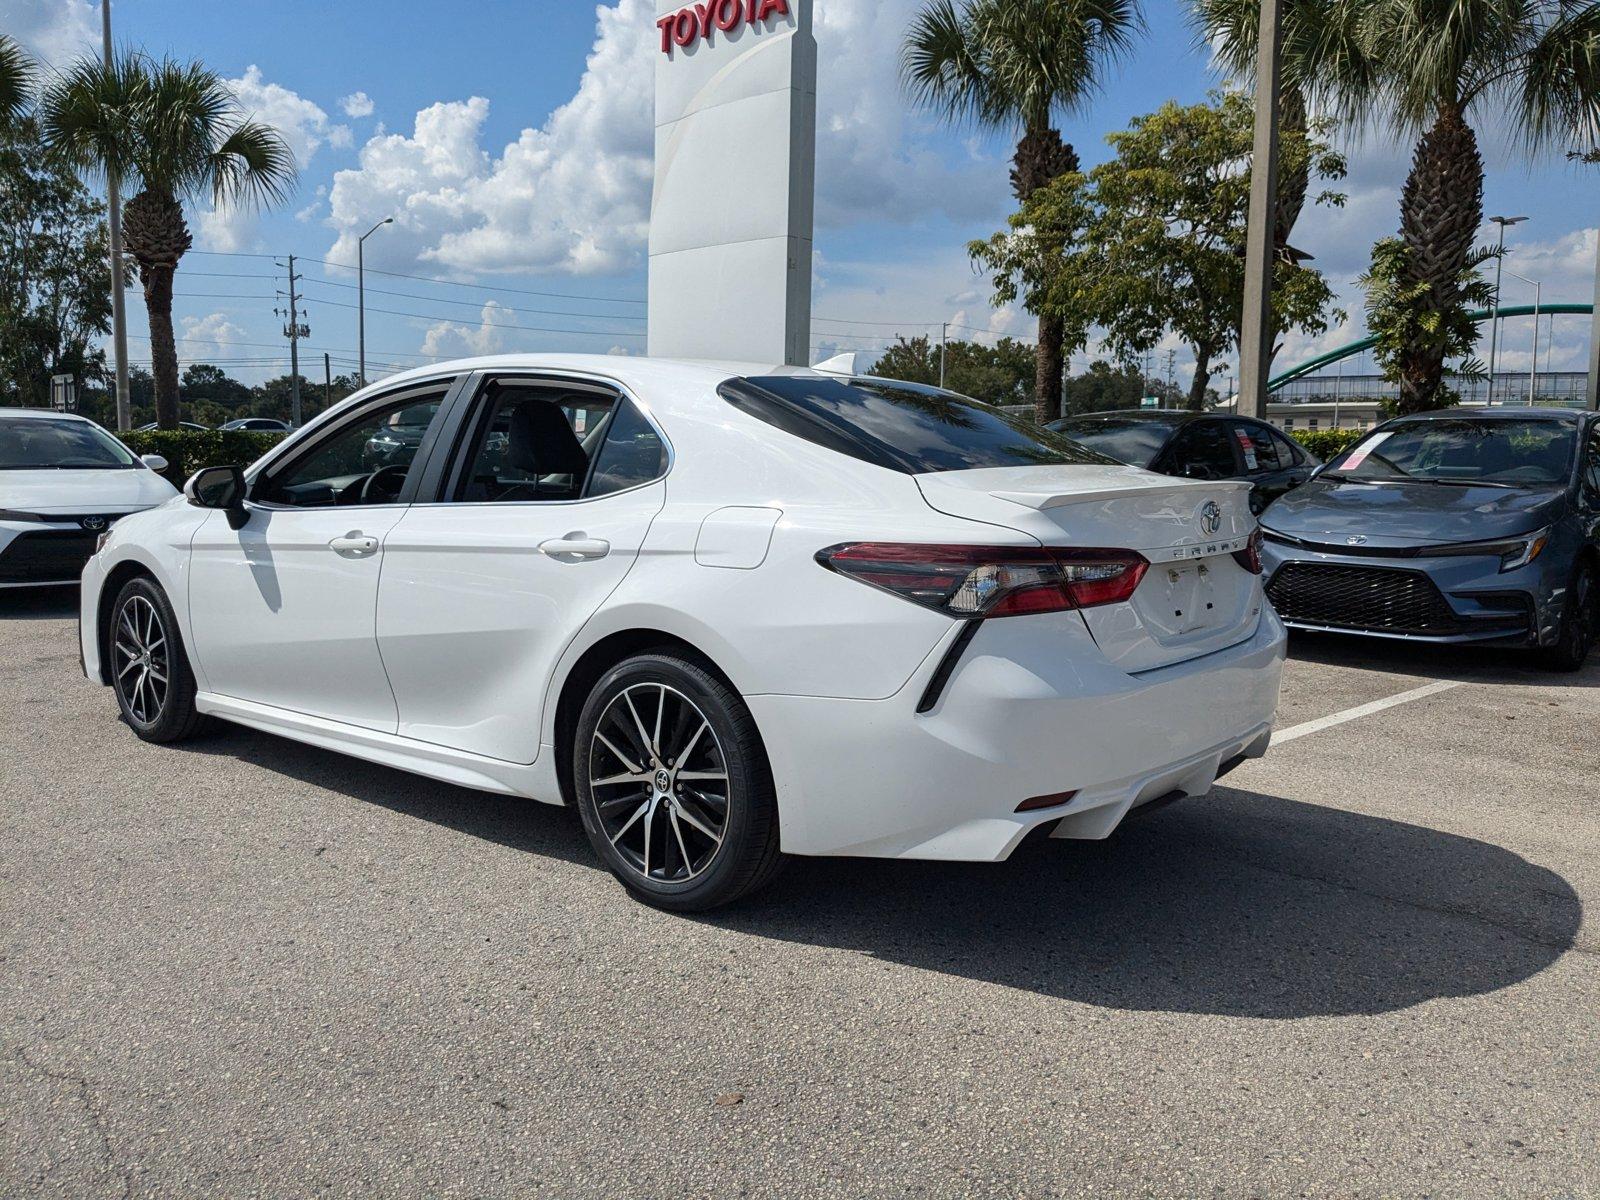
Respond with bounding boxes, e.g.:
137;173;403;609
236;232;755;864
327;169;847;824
376;376;670;763
186;385;452;731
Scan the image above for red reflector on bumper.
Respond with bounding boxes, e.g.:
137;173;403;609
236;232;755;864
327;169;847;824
1016;790;1078;813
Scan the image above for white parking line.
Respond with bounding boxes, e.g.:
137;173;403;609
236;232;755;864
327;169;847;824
1273;680;1464;745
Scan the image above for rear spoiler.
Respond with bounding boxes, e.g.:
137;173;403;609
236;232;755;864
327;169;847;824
990;478;1252;512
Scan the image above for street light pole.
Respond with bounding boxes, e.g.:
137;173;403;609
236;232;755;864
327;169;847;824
1236;0;1283;421
1589;229;1600;411
357;217;393;387
101;0;131;432
1505;270;1541;406
1487;215;1528;406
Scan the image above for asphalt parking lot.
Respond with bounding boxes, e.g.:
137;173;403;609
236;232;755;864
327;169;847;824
2;589;1596;1198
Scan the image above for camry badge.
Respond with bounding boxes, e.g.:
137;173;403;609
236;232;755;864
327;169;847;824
1199;501;1222;537
1346;534;1368;546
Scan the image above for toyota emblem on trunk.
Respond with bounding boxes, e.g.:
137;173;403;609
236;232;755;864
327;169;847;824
1199;501;1222;537
1347;534;1368;546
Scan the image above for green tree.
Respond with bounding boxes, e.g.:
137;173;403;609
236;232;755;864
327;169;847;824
1360;0;1600;412
0;116;115;407
181;362;252;404
973;92;1344;411
40;52;295;428
0;34;34;127
902;0;1142;422
1060;359;1186;415
870;335;1037;406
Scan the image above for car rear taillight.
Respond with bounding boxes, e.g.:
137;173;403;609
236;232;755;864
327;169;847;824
1232;528;1263;575
816;543;1149;619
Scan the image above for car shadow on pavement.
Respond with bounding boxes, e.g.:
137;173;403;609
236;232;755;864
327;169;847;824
709;787;1584;1020
1288;629;1600;688
0;587;79;621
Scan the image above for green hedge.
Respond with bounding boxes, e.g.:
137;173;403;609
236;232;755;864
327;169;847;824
121;430;287;486
1286;427;1365;461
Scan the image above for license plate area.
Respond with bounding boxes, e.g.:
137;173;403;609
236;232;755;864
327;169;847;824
1155;560;1225;635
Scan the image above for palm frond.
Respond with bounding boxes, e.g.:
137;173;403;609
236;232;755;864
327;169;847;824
37;50;147;185
208;119;297;209
0;33;35;125
1512;2;1600;153
902;0;995;126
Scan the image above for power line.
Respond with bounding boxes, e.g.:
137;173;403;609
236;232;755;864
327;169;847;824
307;295;646;340
297;275;649;324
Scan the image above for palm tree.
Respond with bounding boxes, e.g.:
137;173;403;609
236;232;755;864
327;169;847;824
0;35;34;126
1360;0;1600;410
40;54;294;428
903;0;1142;422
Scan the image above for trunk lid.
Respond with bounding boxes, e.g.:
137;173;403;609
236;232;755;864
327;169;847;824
916;465;1264;673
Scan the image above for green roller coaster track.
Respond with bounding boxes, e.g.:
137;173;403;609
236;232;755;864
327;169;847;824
1268;303;1594;392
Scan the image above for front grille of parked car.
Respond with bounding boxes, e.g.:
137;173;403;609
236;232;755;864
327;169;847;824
1266;562;1485;636
0;530;99;584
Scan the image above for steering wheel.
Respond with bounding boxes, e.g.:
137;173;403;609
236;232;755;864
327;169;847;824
359;463;409;504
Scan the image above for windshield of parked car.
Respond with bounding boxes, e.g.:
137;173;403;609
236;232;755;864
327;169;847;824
1326;418;1577;487
724;376;1118;474
1049;416;1176;466
0;416;138;470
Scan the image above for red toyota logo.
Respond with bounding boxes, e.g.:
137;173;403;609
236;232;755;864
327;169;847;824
656;0;791;56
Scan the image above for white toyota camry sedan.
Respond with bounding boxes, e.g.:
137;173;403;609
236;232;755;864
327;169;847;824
1;408;176;589
80;356;1286;910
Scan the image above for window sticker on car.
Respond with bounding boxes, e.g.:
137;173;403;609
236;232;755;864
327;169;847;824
1233;428;1258;471
1341;431;1393;471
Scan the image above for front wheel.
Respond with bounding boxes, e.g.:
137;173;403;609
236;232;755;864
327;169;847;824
1541;563;1596;673
573;653;782;912
109;577;207;742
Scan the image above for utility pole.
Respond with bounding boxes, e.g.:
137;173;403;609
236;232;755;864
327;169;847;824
1164;348;1177;393
1236;0;1283;421
278;255;307;427
101;1;131;432
938;323;947;389
357;217;393;387
324;352;332;415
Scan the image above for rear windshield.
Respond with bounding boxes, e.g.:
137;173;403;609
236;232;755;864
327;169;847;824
1050;416;1176;466
0;416;138;470
1328;418;1577;487
722;376;1116;474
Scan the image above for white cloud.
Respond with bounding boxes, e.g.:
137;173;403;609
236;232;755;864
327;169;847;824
324;0;1001;280
340;91;375;119
2;0;97;70
193;67;345;253
179;312;250;364
420;300;513;359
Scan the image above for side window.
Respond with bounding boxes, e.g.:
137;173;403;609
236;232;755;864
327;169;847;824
453;386;606;503
588;399;668;497
1230;421;1282;474
1163;421;1238;480
259;390;445;508
1270;427;1306;467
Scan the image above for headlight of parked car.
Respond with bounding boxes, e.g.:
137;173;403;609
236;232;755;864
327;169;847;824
1428;526;1551;573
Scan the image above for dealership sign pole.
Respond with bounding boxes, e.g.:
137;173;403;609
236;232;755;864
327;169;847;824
648;0;816;365
1236;0;1283;421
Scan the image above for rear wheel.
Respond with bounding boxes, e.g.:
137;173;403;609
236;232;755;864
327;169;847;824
1542;563;1596;673
573;653;782;912
109;577;207;742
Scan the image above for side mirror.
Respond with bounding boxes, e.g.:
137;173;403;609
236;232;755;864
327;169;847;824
185;465;250;530
140;454;169;473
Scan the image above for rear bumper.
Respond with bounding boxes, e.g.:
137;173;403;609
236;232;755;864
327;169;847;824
751;608;1286;861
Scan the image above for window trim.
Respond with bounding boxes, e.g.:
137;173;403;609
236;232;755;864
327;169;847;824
245;377;464;513
417;370;673;509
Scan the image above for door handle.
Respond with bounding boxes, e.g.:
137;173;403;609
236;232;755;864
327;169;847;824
329;534;379;558
539;535;611;561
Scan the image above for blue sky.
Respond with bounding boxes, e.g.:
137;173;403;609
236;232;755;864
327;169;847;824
8;0;1597;388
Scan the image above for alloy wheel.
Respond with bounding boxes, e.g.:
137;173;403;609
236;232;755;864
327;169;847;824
114;594;169;725
588;683;730;883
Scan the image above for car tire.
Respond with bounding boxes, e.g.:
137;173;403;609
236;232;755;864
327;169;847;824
109;576;208;743
1542;562;1597;673
573;652;783;912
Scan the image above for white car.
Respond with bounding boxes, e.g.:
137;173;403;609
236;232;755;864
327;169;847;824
1;409;177;589
80;357;1285;910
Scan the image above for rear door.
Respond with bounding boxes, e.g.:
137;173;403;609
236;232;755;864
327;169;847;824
1153;419;1243;483
375;374;669;764
1227;419;1303;513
